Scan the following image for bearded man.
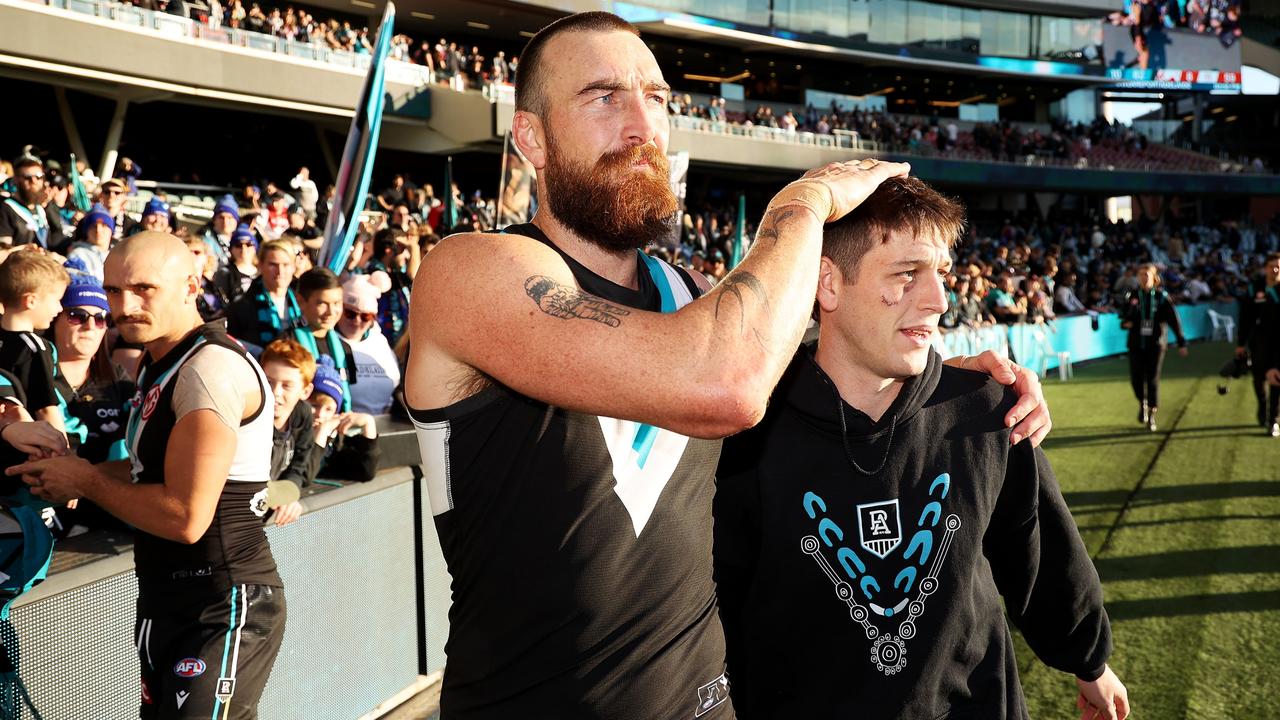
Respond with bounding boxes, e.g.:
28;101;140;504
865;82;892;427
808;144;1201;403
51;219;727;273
401;12;1053;720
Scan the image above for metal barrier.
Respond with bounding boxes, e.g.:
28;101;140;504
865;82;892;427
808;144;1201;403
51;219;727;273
7;467;449;719
23;0;431;86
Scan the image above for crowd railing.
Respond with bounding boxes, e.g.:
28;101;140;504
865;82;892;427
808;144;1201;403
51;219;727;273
19;0;433;86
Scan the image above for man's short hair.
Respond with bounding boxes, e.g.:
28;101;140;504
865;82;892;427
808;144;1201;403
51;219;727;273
0;252;69;307
822;176;965;281
259;239;296;261
515;12;640;116
296;267;340;299
1266;251;1280;264
260;338;317;385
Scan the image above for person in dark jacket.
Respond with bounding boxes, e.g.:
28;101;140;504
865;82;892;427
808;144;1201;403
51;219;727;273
1235;252;1280;436
1119;263;1187;432
260;339;314;529
0;156;66;252
714;177;1128;720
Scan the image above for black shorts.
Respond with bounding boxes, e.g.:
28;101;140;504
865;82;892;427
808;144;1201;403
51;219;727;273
136;584;286;720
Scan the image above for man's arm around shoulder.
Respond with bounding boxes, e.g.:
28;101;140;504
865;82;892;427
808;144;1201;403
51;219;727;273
406;160;910;439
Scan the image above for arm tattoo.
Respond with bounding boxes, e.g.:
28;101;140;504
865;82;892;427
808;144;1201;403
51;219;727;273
524;275;631;328
753;207;798;247
714;271;773;351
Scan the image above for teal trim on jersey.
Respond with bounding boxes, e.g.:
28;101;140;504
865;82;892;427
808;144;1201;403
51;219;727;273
640;253;677;313
630;253;682;468
104;439;127;462
211;585;238;720
125;338;209;472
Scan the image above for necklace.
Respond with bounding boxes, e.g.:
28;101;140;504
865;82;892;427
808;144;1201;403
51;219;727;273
813;361;898;477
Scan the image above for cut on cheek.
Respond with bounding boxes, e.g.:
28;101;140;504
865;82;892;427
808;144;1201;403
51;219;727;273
880;294;900;307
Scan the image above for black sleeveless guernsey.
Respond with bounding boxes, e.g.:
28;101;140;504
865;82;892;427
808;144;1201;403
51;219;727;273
125;321;281;607
409;225;734;719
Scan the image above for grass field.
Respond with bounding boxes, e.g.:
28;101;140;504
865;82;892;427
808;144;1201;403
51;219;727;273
1016;341;1280;719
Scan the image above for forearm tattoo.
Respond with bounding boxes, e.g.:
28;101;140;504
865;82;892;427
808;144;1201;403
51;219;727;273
753;207;799;247
714;271;773;351
525;275;631;328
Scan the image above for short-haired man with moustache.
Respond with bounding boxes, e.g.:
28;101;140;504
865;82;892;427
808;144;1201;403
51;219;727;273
713;178;1128;720
403;12;1051;719
8;232;287;720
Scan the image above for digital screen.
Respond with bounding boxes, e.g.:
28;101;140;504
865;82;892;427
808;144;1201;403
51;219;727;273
1102;0;1242;92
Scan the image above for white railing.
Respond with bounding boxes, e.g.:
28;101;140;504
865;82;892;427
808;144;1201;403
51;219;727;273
667;114;877;152
667;113;1266;176
27;0;434;86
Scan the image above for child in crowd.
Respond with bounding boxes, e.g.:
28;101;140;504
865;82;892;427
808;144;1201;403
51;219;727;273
307;357;380;483
0;251;70;433
259;338;315;526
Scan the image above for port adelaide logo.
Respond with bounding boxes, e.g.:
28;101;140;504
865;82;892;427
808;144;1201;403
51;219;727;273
857;499;902;559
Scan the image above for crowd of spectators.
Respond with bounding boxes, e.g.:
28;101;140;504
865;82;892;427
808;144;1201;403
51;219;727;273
123;0;521;91
643;193;1280;337
0;147;509;538
932;214;1279;333
667;98;1270;174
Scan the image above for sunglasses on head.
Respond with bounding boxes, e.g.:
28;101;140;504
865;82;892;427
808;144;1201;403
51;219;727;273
65;308;109;329
343;307;376;323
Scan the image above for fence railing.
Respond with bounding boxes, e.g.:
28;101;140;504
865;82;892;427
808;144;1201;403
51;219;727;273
23;0;434;86
666;113;1264;176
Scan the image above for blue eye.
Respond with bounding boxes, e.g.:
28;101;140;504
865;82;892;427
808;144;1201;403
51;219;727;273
901;271;916;282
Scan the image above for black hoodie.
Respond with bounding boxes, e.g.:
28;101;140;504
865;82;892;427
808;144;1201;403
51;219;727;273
714;347;1111;720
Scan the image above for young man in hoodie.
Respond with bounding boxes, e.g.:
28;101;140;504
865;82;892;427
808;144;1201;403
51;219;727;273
713;177;1129;720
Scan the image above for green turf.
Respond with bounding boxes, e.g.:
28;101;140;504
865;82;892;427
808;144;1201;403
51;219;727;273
1014;342;1280;719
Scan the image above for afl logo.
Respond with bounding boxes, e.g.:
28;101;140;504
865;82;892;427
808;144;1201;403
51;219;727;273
174;658;206;678
141;385;162;421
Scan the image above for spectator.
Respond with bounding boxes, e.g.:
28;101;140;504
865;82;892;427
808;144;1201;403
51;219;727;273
956;276;993;326
256;192;290;241
137;198;171;234
1054;272;1088;314
0;251;70;430
202;198;241;273
116;157;141;193
378;174;408;212
214;224;260;302
307;357;379;482
0;156;65;251
289;166;319;218
183;233;228;320
336;272;400;415
49;268;133;464
366;228;416;345
987;273;1027;324
260;338;319;498
66;206;114;281
95;178;136;242
225;238;301;351
288;268;358;411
